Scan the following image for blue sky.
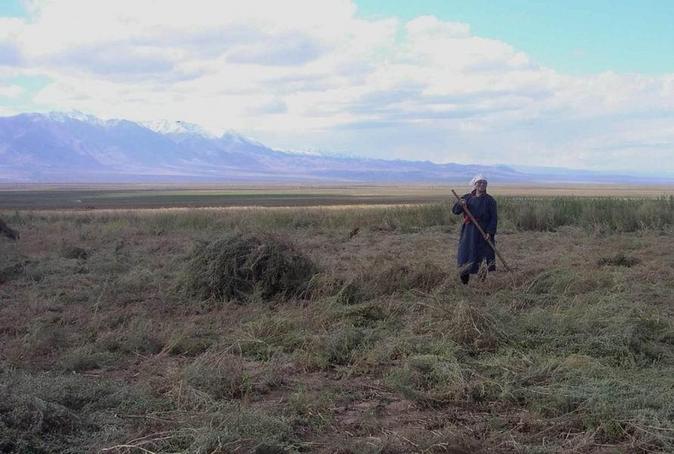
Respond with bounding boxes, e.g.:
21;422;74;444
0;0;24;18
355;0;674;75
0;0;673;175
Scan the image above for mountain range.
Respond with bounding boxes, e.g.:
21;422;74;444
0;112;668;184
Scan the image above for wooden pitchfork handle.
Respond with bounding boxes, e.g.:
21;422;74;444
451;189;512;272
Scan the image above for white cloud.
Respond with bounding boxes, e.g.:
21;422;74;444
2;0;674;173
0;18;25;66
0;84;23;98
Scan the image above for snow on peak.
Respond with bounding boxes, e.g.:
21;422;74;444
44;110;110;126
142;119;214;138
220;129;264;146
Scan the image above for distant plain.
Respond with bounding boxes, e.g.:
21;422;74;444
2;183;674;210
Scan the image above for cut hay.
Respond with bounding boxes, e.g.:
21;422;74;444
0;262;24;284
184;352;251;400
61;245;89;260
180;233;317;302
386;354;468;408
432;299;507;352
371;262;447;295
597;253;641;267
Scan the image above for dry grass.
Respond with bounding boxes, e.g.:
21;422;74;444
1;198;673;453
178;233;317;302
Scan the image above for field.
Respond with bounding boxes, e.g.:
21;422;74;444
1;183;674;210
1;186;674;453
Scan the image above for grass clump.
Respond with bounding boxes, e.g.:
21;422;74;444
164;330;215;357
180;233;317;302
0;261;24;284
322;326;370;367
60;244;89;260
371;261;446;295
302;274;367;305
324;325;376;367
302;272;344;299
434;300;507;353
234;315;304;361
287;387;336;431
517;301;674;367
0;392;85;453
59;346;118;372
338;302;389;327
334;280;366;305
301;325;375;369
386;354;468;408
0;366;168;453
95;318;165;355
524;268;581;296
172;404;294;453
598;253;641;267
184;352;252;400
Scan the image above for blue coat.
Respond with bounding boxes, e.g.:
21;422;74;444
452;192;497;274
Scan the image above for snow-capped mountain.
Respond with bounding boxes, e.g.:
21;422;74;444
42;110;113;126
141;119;215;138
0;112;666;184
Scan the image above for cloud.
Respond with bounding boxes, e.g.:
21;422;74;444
226;32;326;66
0;83;23;98
47;43;178;77
0;43;22;66
1;0;673;173
0;18;25;66
247;98;288;115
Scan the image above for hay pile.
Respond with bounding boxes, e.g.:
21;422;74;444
181;233;317;302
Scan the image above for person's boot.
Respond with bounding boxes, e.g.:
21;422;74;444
460;273;470;285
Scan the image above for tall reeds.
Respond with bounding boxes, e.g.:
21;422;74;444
499;195;674;231
7;195;671;234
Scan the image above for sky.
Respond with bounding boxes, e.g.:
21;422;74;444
0;0;673;175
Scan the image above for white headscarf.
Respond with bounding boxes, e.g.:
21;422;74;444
470;174;487;187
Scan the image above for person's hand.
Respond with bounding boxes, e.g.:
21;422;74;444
459;198;467;207
485;233;491;241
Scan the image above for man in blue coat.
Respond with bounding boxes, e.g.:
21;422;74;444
451;175;497;284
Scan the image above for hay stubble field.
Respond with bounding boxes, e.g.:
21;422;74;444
1;185;674;453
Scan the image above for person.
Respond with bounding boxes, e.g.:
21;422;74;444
451;175;497;284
